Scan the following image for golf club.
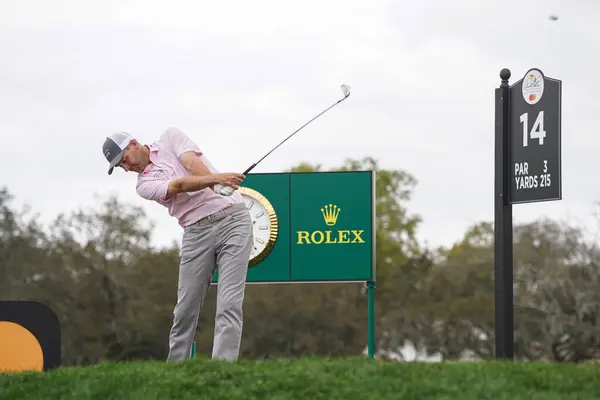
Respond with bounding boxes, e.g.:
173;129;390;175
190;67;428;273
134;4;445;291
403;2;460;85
215;84;351;196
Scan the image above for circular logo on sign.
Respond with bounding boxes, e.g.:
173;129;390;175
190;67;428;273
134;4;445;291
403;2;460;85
522;68;544;105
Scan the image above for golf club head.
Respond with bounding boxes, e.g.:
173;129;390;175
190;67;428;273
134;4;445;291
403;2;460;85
341;84;351;98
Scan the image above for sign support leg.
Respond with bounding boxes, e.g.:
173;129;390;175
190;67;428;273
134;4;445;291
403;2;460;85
494;68;514;360
367;280;376;360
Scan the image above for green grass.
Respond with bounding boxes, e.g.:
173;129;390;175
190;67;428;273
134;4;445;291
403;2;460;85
1;357;600;400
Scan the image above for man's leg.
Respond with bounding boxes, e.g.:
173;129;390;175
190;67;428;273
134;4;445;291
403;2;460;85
166;223;217;362
212;206;253;360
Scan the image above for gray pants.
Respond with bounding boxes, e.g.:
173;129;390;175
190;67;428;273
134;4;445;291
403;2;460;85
166;202;253;362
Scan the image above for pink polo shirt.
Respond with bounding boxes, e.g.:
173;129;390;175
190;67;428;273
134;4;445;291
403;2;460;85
136;127;243;227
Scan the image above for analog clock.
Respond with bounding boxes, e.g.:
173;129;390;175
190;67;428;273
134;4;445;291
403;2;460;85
238;187;278;267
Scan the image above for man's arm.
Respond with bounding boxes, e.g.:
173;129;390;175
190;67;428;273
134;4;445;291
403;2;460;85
166;173;245;198
179;151;212;176
162;127;213;176
166;175;218;197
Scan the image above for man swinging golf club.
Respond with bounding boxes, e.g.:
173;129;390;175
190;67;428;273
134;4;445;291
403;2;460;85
102;127;253;362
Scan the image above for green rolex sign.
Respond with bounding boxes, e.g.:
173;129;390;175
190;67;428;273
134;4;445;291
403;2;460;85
212;170;375;283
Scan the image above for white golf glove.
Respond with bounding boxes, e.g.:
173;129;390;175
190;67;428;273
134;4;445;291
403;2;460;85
214;184;236;196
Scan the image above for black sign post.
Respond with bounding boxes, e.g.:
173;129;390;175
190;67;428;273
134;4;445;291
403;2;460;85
494;67;562;360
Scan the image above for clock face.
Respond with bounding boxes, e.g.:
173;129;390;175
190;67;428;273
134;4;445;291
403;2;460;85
239;187;278;266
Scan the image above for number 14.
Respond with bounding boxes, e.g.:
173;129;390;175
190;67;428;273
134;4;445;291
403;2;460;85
520;111;546;147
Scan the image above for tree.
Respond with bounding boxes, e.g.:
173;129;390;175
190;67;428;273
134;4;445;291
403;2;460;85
406;222;496;360
9;194;182;365
0;187;48;301
415;217;600;363
513;218;600;362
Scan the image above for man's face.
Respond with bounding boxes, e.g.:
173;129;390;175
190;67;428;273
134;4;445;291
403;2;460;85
118;140;147;173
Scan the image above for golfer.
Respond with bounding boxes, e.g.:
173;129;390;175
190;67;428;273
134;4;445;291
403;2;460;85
102;127;253;362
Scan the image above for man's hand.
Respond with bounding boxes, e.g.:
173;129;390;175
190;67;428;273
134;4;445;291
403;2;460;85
213;173;246;189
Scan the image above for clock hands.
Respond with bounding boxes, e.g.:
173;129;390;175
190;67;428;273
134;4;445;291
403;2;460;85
215;84;351;196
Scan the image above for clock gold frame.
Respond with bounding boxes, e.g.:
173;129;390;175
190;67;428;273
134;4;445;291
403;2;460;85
239;186;279;267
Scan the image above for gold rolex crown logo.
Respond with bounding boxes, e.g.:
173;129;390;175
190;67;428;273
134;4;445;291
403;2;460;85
321;204;340;226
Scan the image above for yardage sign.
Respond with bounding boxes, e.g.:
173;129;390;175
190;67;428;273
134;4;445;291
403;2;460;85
509;68;562;203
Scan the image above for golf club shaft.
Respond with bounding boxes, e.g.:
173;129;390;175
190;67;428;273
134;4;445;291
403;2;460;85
216;85;350;196
242;96;348;175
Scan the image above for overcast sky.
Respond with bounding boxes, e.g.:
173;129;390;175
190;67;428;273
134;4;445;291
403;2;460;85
2;0;599;250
